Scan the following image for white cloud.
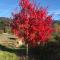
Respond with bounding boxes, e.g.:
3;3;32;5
48;10;60;20
48;10;60;15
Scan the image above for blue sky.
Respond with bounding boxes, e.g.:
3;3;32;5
0;0;60;20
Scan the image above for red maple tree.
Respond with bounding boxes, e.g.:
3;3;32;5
11;0;54;46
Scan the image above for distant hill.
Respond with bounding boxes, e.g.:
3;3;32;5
54;20;60;24
0;17;60;25
0;17;11;21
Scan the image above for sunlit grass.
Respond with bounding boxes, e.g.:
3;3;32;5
0;51;20;60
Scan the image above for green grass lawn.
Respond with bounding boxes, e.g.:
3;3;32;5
0;51;20;60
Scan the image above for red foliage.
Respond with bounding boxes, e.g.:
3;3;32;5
11;0;54;46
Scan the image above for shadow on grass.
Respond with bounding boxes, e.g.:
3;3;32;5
0;45;26;56
0;42;60;60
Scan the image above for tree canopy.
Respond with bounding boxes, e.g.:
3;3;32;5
11;0;54;46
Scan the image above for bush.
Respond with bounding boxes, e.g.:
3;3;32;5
0;51;20;60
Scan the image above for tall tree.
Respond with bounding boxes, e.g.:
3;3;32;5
11;0;54;46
